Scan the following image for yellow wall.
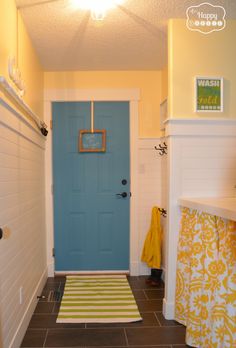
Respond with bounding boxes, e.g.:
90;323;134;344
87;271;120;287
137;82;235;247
0;0;17;77
168;19;236;119
44;71;162;137
0;0;44;119
161;65;168;103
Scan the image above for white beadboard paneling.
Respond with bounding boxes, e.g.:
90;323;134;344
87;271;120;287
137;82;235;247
137;139;164;275
0;195;18;211
160;137;168;274
0;182;19;198
0;124;18;144
0;153;19;169
0;138;19;156
182;168;236;180
0;102;20;132
165;118;236;137
163;118;236;320
180;136;236;197
0;99;46;149
181;157;236;170
0;99;47;348
0;168;18;181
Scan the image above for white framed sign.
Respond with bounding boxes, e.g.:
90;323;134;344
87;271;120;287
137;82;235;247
195;77;223;112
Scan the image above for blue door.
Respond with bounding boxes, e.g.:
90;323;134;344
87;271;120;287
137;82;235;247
53;101;130;271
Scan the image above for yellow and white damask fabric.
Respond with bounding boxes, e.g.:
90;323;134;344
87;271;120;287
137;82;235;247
175;207;236;348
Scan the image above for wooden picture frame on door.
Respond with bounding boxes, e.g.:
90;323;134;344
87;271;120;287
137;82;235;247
79;129;106;153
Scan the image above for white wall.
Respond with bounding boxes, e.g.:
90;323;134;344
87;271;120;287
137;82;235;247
163;118;236;319
160;137;168;274
0;99;47;348
138;139;166;274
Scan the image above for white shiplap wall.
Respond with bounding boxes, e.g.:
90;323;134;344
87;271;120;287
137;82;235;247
160;137;168;275
137;139;166;275
163;118;236;319
181;137;236;197
0;99;47;348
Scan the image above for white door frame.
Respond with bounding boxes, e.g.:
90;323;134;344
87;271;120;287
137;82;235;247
44;88;140;276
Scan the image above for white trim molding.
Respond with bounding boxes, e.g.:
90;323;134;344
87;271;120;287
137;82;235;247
44;88;140;276
162;299;175;320
165;117;236;137
9;269;47;348
137;137;164;276
55;270;129;275
0;97;46;146
0;76;47;131
44;88;140;102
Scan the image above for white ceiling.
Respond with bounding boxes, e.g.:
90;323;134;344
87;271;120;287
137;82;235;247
15;0;236;71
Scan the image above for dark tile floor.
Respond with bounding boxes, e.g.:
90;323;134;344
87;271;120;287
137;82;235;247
21;276;189;348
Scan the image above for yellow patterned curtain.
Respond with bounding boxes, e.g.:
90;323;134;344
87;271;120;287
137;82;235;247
175;207;236;348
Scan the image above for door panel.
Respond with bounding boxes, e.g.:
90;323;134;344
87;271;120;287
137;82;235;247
53;101;130;271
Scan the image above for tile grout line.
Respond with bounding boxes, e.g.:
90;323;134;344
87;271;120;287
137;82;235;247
154;312;162;327
59;281;65;291
143;289;149;300
41;325;167;331
52;301;58;315
123;327;129;347
42;328;48;348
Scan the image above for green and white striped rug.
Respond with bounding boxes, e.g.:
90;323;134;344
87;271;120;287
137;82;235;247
57;275;142;323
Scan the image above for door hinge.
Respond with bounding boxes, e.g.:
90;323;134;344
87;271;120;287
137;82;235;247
50;120;53;130
52;248;55;257
51;184;54;195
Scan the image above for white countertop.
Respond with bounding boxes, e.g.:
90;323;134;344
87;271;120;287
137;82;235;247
178;197;236;222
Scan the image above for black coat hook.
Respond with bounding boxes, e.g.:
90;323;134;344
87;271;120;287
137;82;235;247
158;208;167;218
155;142;168;156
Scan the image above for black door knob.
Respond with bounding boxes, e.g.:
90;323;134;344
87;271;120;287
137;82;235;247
116;192;127;198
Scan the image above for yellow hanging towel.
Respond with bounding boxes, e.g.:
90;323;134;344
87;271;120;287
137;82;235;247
141;206;162;269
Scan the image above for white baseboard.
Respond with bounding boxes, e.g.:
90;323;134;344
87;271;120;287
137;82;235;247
138;262;150;276
130;261;140;276
162;298;175;320
138;264;165;279
47;261;54;277
9;268;48;348
55;270;129;275
161;267;165;282
49;262;153;277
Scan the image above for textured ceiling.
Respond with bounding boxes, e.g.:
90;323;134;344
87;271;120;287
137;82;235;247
15;0;236;71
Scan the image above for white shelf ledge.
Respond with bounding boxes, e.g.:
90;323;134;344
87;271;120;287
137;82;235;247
179;197;236;222
0;76;47;132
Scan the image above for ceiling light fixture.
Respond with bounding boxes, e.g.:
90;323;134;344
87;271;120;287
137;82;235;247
71;0;124;20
